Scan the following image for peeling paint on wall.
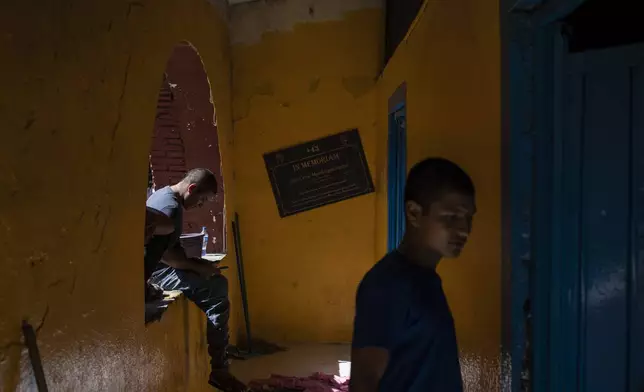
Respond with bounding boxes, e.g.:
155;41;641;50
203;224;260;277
342;76;375;98
229;0;384;45
231;1;382;342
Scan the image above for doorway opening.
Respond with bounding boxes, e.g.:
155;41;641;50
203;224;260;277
148;42;226;255
144;43;227;323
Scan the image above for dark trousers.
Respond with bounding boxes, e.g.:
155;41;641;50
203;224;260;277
148;265;230;370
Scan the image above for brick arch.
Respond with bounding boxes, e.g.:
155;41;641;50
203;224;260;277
149;42;226;254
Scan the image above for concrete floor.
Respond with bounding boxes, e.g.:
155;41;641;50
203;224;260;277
230;343;351;384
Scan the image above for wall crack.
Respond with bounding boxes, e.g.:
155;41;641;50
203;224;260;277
93;205;112;253
108;55;132;161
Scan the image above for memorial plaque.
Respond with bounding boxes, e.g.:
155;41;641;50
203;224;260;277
263;129;375;217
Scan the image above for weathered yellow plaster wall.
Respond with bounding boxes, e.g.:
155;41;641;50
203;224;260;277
375;1;502;390
1;0;503;386
230;0;383;343
0;0;241;390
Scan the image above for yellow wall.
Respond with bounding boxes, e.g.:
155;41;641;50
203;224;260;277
1;0;503;387
375;1;502;390
0;0;241;390
229;5;503;379
230;0;383;343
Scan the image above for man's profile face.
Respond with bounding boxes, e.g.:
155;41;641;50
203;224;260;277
421;192;476;258
406;192;476;259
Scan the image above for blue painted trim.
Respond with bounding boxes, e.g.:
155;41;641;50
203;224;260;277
630;61;644;392
503;1;591;391
529;3;588;391
389;102;405;114
502;3;540;389
397;111;407;248
627;63;635;392
387;113;397;251
387;105;406;252
548;28;583;392
531;25;556;392
501;6;534;391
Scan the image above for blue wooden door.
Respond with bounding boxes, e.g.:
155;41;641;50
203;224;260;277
387;105;406;251
558;43;644;392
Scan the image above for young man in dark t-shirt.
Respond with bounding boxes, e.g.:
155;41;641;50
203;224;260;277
145;168;247;392
350;158;476;392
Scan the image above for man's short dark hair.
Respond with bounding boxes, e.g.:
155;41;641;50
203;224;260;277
404;158;475;209
182;168;217;193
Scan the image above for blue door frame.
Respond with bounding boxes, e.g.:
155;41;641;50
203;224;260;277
502;1;588;391
504;0;644;391
387;84;407;252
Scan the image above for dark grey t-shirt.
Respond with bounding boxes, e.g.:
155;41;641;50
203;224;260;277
352;251;463;392
144;187;183;271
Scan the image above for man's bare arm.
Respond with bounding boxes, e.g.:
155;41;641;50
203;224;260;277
349;347;389;392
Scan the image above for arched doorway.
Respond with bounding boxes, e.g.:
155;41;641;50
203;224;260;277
148;42;226;254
